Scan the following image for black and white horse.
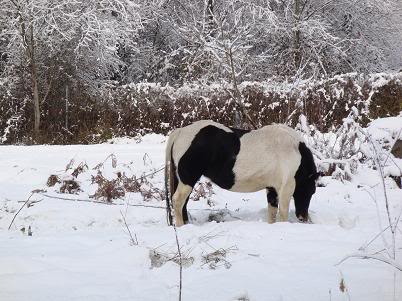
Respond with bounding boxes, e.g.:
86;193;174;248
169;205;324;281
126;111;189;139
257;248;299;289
165;120;320;226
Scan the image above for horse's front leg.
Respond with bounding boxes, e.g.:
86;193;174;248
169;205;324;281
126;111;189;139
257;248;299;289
172;182;193;226
266;187;278;223
278;179;296;222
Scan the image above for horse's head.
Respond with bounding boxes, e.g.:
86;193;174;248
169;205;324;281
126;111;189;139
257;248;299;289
294;171;323;222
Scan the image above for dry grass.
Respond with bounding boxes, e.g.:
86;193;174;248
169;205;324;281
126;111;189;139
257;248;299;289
91;170;165;203
72;162;88;178
191;181;214;202
46;154;165;203
149;249;194;269
201;246;238;269
91;172;125;202
46;175;60;187
60;179;81;194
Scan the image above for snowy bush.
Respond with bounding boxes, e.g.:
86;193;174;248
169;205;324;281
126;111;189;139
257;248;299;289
299;110;402;182
101;72;401;137
0;72;401;144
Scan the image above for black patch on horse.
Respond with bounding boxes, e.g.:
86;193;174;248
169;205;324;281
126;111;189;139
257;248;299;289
178;125;241;190
267;187;278;207
293;142;318;222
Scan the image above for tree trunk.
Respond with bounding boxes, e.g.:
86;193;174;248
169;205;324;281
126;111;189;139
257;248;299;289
31;61;40;135
28;21;40;135
65;84;69;130
294;0;301;70
14;2;41;136
205;0;214;39
227;46;257;129
206;0;214;29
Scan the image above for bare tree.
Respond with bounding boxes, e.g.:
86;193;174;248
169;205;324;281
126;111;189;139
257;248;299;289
324;0;402;73
141;0;402;83
0;0;143;136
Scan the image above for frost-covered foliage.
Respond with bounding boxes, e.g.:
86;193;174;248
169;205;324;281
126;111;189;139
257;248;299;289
1;0;401;88
102;72;401;137
323;0;402;73
0;72;400;144
0;0;144;136
1;0;401;141
298;110;402;182
0;0;143;90
299;109;367;181
129;0;402;83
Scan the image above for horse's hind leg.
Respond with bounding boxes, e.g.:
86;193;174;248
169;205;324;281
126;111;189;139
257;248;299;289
278;178;296;222
182;195;191;224
266;187;278;224
172;182;193;226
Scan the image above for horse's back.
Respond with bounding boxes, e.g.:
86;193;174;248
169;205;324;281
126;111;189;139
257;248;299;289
231;124;303;192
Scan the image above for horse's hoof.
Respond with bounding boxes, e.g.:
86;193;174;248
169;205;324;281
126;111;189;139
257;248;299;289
297;215;309;223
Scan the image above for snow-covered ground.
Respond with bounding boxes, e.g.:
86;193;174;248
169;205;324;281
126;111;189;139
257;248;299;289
0;122;401;301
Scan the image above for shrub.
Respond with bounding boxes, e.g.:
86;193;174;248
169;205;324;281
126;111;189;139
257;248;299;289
1;73;401;144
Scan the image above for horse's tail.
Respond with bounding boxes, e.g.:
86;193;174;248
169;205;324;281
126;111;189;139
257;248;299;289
165;129;180;226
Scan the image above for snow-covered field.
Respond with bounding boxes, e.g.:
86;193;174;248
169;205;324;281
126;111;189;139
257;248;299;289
1;122;401;301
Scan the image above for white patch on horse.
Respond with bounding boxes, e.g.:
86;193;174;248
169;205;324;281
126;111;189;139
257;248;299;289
230;125;301;193
172;182;192;226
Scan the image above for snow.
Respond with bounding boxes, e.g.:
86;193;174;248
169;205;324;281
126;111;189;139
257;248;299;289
1;127;402;301
367;115;402;141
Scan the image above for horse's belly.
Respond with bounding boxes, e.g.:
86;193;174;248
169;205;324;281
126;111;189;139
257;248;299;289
228;175;269;193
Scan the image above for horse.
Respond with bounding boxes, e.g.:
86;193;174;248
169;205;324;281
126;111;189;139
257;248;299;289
164;120;320;226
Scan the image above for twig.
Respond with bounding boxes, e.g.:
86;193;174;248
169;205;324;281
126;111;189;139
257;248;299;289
120;210;138;245
338;126;401;272
336;252;402;272
359;224;391;251
172;222;182;301
8;193;34;230
140;166;165;179
93;153;117;170
359;128;396;258
38;192;238;217
38;193;167;209
361;187;392;256
225;88;257;129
